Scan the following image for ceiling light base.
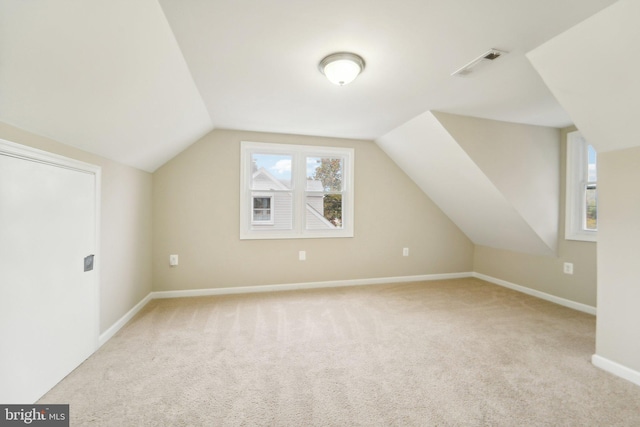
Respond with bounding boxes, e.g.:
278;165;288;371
319;52;365;86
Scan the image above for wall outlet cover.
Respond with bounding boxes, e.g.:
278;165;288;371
563;262;573;274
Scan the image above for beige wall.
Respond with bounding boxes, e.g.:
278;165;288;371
152;129;474;291
434;112;560;252
0;122;153;333
596;146;640;372
473;127;597;307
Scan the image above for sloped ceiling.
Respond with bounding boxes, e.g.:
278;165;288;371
0;0;617;171
527;0;639;154
376;112;559;257
0;0;213;172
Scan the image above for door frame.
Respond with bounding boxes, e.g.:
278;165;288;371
0;138;102;351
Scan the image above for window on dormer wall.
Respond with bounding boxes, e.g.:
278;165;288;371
565;130;597;242
240;141;354;240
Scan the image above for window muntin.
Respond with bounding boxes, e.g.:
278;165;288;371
566;131;597;242
240;142;354;239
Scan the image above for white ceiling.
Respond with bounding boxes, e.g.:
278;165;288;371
0;0;618;172
528;0;640;154
0;0;212;172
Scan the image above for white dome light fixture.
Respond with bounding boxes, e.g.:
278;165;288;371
319;52;365;86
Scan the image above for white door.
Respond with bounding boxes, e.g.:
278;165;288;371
0;141;99;403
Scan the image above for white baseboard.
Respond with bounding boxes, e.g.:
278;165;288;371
151;272;473;299
592;354;640;387
472;272;597;315
98;293;153;347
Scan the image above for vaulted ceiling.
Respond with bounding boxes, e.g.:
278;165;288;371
0;0;617;172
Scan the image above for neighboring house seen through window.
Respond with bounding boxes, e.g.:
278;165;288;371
240;141;354;239
252;195;274;224
565;130;597;242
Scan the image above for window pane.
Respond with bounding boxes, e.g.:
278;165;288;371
585;186;597;230
251;153;292;190
305;194;342;229
587;145;597;182
586;144;597;230
306;157;343;191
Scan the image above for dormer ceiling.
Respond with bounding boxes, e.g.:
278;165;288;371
0;0;617;172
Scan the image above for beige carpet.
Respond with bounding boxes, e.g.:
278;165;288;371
39;278;640;426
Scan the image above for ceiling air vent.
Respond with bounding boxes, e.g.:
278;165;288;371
451;48;507;77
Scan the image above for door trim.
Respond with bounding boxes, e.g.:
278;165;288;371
0;138;102;351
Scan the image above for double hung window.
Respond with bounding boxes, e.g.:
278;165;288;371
240;141;354;239
565;131;597;241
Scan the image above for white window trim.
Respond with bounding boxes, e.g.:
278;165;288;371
240;141;354;240
251;193;275;225
565;131;597;242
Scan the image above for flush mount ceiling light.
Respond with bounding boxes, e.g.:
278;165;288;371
319;52;365;86
451;48;508;77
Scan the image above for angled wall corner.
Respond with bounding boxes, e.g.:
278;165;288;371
376;111;558;257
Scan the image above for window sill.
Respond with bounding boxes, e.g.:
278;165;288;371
565;231;597;243
240;231;354;240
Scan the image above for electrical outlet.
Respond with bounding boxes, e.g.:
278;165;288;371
403;248;409;257
563;262;573;275
299;250;306;261
169;254;179;266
